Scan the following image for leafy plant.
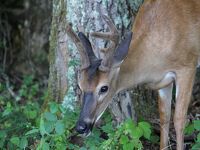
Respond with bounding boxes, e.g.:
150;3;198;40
185;120;200;149
0;75;157;150
99;119;152;150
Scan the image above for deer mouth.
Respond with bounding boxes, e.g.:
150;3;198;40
83;122;95;137
75;120;95;136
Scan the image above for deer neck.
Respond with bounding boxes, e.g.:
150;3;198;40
116;43;147;92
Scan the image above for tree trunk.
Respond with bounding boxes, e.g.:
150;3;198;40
46;0;68;107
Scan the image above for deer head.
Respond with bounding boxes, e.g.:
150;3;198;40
66;15;132;136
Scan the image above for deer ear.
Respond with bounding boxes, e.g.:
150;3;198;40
112;32;132;67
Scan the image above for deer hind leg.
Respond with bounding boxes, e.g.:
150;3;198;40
174;69;196;150
158;83;173;150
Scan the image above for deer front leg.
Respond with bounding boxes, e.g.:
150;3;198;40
174;69;196;150
158;83;173;150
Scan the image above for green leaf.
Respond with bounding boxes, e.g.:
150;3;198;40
40;117;46;136
2;107;12;117
138;122;151;139
120;135;128;145
101;123;114;134
123;142;134;150
149;135;159;144
80;147;87;150
197;133;200;142
132;138;143;149
194;120;200;130
0;131;6;148
123;119;136;136
44;121;55;134
131;126;143;139
192;142;200;150
138;122;151;129
44;112;57;121
125;119;136;131
184;123;195;135
0;131;6;138
55;120;65;135
43;142;50;150
10;137;20;146
49;102;58;114
25;129;39;136
27;110;37;119
19;137;28;149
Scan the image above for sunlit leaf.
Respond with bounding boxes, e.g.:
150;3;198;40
138;122;151;139
120;135;128;145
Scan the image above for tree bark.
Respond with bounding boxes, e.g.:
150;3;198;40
46;0;68;107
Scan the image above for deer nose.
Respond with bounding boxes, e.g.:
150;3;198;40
75;121;88;134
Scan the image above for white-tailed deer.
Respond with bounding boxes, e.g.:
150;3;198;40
66;0;200;149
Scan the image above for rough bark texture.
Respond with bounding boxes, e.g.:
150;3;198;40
47;0;68;104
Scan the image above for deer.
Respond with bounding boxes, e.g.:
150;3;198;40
66;0;200;149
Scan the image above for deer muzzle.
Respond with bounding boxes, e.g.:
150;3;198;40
75;92;97;135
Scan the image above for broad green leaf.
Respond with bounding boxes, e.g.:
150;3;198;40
123;142;134;150
120;135;128;145
192;142;200;150
184;123;195;135
131;126;143;139
43;142;50;150
40;117;46;136
25;128;39;136
124;119;136;135
0;131;6;147
125;119;136;131
132;139;143;149
49;102;58;114
138;122;151;129
0;131;6;138
194;120;200;130
2;107;12;116
44;112;57;121
138;122;151;139
79;147;87;150
149;135;159;144
101;123;114;134
44;121;55;134
26;110;37;119
19;137;28;149
197;133;200;142
10;137;20;146
55;120;65;135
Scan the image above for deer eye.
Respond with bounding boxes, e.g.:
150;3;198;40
100;86;108;94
